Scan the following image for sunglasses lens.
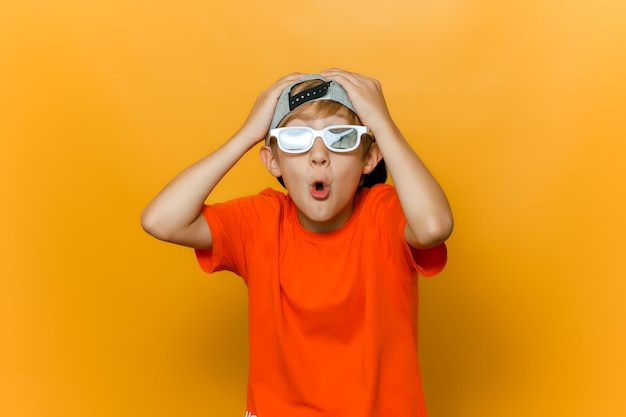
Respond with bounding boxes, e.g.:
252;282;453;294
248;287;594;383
273;126;363;153
278;128;313;152
327;127;358;151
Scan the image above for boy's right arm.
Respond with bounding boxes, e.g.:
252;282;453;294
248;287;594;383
140;73;303;249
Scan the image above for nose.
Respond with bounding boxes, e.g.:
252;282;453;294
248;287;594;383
309;137;329;166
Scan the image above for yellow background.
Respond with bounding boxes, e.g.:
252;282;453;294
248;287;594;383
1;0;625;415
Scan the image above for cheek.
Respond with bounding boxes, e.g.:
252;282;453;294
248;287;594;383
335;157;366;177
281;157;306;173
277;157;307;185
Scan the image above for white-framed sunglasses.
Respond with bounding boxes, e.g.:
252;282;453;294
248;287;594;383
267;125;371;154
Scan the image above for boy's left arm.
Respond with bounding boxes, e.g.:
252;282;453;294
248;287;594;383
322;69;453;249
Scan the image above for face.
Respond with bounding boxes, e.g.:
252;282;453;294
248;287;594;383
266;109;374;233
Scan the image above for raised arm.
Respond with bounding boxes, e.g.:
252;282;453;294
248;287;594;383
141;73;304;249
321;69;453;249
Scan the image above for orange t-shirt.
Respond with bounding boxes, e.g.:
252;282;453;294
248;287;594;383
195;184;447;417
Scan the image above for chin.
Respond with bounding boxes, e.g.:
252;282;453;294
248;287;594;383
304;211;336;223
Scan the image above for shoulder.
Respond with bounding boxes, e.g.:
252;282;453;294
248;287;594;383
356;184;400;215
359;183;396;201
201;188;289;235
249;188;290;215
210;188;287;212
360;185;448;277
356;184;405;236
258;187;289;202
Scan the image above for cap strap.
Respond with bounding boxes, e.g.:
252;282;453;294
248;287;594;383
289;81;330;110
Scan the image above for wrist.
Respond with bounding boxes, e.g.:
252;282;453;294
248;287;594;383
369;118;401;142
231;127;265;151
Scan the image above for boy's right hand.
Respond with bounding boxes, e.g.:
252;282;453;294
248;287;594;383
237;72;304;147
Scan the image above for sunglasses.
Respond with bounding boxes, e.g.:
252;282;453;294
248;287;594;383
268;125;371;154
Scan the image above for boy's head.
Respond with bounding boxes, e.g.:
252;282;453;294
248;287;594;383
267;74;387;188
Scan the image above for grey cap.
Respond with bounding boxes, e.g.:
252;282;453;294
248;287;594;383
269;74;356;130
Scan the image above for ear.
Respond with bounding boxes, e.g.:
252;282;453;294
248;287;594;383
362;142;383;175
259;145;283;178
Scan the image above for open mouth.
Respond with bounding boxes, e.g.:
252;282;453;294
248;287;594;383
310;181;330;200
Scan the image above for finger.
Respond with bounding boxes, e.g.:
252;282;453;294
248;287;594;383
264;72;305;97
324;72;375;96
274;74;304;92
321;68;367;83
321;68;355;77
278;72;306;83
321;68;354;82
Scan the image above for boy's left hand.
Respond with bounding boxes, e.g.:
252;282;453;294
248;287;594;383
320;68;394;132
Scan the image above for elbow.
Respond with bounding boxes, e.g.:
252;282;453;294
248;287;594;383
423;223;454;248
410;215;454;248
140;207;172;242
433;216;454;245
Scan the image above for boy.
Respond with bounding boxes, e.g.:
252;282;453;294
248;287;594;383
141;69;453;416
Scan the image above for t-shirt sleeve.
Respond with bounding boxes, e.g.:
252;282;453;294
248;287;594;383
371;184;448;277
409;243;447;277
194;201;247;276
194;189;282;279
194;203;237;275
